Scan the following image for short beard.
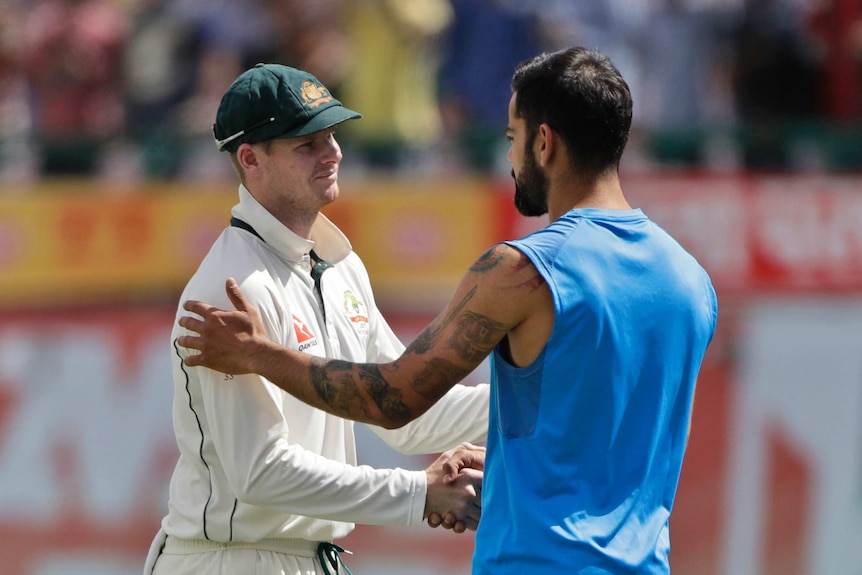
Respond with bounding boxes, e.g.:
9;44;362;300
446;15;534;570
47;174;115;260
513;144;549;217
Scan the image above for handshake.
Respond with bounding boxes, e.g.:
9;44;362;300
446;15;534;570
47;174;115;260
423;442;486;534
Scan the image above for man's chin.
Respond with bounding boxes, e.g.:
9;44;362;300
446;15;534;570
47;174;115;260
320;181;340;200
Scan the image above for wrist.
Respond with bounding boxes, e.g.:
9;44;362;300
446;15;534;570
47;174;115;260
248;337;277;378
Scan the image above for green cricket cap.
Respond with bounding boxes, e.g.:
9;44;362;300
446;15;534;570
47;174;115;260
213;63;361;152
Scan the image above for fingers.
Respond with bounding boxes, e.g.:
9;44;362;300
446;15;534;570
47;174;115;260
440;512;458;530
429;512;472;534
183;352;203;367
442;511;476;534
225;278;250;312
441;443;487;482
176;334;201;351
177;315;205;334
426;467;483;534
182;299;212;316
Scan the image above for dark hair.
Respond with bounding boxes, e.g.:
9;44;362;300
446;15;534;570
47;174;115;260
511;47;633;175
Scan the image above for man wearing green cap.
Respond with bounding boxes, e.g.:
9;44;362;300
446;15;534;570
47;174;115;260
143;64;489;575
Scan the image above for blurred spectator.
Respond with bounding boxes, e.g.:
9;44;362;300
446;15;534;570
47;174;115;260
0;0;854;181
632;0;741;169
172;0;273;66
173;45;242;181
338;0;454;173
0;0;36;182
852;17;862;116
21;0;129;176
258;0;350;90
438;0;544;173
122;0;201;179
635;0;734;130
731;0;825;169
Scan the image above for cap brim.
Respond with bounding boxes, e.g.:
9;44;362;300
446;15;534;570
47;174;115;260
282;106;362;139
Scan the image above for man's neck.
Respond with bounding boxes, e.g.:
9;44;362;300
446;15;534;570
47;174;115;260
548;172;630;221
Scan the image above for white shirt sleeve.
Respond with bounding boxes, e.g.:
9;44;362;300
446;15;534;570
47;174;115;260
368;383;490;454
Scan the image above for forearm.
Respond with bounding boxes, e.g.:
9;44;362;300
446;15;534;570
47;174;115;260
251;339;422;428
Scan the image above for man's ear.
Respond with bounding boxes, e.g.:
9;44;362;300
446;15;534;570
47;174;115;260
536;123;557;167
236;143;260;172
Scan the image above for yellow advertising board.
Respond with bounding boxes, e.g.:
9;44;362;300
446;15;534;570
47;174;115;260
0;178;498;310
0;183;237;307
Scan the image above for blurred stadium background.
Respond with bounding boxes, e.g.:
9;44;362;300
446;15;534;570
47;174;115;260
0;0;860;574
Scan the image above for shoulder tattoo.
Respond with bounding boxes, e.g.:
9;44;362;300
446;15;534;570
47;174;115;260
469;246;506;273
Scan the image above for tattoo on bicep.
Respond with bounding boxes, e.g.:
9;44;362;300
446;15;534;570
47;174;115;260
450;312;507;363
410;286;478;354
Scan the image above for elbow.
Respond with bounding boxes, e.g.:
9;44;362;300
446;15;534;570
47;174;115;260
366;408;412;430
378;418;410;431
361;402;417;430
370;400;429;430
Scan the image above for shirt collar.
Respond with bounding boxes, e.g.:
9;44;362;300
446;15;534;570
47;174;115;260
230;184;352;263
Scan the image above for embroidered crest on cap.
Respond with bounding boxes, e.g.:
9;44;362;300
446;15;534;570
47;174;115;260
300;80;334;109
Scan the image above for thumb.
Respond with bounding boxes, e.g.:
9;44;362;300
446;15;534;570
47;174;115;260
225;278;250;312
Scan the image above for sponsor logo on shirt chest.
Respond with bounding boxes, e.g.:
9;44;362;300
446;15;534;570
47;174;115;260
292;314;319;351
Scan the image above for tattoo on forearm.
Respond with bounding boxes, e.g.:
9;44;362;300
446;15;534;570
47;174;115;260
310;358;413;426
310;358;371;418
360;365;413;425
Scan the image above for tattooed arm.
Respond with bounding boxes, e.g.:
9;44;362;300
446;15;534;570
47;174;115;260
179;244;553;428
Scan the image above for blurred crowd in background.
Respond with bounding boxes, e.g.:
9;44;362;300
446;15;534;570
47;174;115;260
0;0;859;183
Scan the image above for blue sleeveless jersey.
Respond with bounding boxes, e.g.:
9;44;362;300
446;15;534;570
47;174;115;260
473;208;717;574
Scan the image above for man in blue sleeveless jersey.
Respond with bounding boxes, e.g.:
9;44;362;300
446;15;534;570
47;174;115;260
177;47;718;573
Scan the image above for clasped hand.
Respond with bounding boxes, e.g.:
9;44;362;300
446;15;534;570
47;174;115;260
424;442;486;533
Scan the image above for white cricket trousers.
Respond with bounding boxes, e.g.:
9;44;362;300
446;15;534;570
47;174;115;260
144;527;351;575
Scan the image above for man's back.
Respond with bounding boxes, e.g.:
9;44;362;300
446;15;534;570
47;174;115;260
475;208;717;574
